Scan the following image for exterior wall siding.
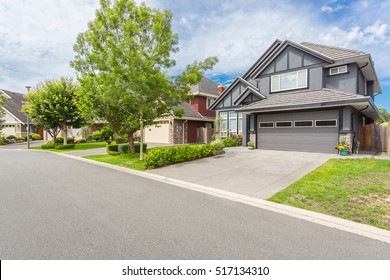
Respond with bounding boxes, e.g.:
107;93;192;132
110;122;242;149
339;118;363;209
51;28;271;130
325;63;358;94
190;96;215;117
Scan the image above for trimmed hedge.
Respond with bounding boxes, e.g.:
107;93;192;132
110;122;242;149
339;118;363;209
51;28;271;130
31;133;41;140
55;144;75;150
144;144;215;168
134;143;147;153
108;151;121;156
78;138;86;143
56;136;64;143
41;142;55;149
106;143;118;153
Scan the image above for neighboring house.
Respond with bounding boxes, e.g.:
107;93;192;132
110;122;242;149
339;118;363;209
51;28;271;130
0;89;38;138
209;40;383;153
144;77;222;144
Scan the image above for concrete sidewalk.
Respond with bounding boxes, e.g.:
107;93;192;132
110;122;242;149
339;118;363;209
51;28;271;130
148;147;335;199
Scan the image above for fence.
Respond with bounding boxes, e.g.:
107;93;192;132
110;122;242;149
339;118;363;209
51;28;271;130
359;124;390;155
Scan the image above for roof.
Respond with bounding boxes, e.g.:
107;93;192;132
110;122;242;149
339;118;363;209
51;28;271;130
173;102;214;121
300;42;367;61
1;89;28;124
239;88;369;112
190;77;220;97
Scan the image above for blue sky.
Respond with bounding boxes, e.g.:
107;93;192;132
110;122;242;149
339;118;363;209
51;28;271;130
0;0;389;111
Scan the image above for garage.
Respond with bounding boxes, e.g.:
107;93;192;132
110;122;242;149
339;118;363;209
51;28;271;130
257;109;339;153
144;121;170;144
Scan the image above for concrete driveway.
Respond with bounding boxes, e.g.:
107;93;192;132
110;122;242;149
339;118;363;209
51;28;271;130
148;147;335;199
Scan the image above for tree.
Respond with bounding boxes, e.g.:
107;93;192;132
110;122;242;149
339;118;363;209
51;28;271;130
377;106;390;124
22;77;85;144
0;94;6;131
71;0;217;158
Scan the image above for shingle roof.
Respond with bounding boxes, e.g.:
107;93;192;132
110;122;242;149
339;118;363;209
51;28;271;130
190;77;219;97
1;89;28;123
239;88;369;112
300;42;367;61
174;102;207;120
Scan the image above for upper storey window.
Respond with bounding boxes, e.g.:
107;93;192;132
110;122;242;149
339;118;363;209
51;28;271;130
329;65;347;75
271;69;307;92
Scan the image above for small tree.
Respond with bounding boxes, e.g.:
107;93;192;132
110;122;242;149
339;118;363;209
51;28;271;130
23;77;85;144
72;0;217;159
0;94;6;131
377;106;390;124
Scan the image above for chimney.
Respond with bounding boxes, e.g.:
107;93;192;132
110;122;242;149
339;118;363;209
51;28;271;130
217;83;225;93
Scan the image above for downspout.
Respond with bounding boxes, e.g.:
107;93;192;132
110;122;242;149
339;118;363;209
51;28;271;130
182;119;188;144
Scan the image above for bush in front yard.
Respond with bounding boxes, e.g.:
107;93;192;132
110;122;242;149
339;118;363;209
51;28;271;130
114;136;127;144
41;142;55;149
223;136;237;147
134;142;147;153
55;144;75;150
56;136;64;143
144;144;215;168
31;133;41;140
66;137;75;144
92;131;102;141
0;137;5;145
78;138;86;143
106;143;118;153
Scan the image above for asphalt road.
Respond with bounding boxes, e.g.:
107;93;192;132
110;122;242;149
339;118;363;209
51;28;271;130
1;149;389;259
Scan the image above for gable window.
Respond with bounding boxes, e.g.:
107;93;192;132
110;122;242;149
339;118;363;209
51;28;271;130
271;69;307;92
207;98;214;108
329;65;347;75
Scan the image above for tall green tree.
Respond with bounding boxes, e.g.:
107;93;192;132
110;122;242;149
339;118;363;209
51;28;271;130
377;106;390;124
22;77;85;144
71;0;217;157
0;94;6;131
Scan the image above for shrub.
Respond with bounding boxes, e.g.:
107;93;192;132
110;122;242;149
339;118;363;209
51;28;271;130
100;127;114;140
78;138;86;143
223;136;237;147
17;137;25;142
106;143;118;153
210;139;225;150
66;137;75;144
41;142;55;149
0;137;5;145
19;135;27;141
6;135;17;143
118;144;129;154
108;151;121;156
144;144;215;168
31;133;41;140
92;130;101;141
86;135;93;142
115;136;127;144
134;142;147;153
55;144;75;150
56;136;64;143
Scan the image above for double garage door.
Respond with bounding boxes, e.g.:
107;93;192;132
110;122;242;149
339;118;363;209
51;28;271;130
257;110;339;153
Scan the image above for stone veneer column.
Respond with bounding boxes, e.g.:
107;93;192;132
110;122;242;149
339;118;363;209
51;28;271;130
339;130;354;152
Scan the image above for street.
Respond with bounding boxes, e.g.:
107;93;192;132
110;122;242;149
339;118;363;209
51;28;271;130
1;149;389;259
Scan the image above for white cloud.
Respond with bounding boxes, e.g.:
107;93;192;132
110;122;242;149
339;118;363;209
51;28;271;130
321;3;344;14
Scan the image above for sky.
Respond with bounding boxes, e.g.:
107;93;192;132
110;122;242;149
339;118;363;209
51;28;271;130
0;0;389;111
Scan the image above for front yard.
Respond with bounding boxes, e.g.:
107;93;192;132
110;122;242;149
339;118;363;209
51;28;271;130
84;153;146;170
268;158;390;230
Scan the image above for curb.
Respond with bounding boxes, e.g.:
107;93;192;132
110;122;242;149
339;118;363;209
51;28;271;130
51;151;390;244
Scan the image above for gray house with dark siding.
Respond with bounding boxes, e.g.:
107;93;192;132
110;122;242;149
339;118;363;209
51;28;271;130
209;40;383;153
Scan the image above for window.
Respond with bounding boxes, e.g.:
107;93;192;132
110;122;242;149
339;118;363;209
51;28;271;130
229;112;237;134
259;122;274;128
207;98;214;108
294;120;313;127
275;121;292;128
315;120;337;127
220;112;227;137
329;65;347;75
271;69;307;92
238;113;243;133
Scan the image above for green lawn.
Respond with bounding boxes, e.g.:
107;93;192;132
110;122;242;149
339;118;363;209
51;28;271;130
268;158;390;230
83;153;146;170
31;141;107;152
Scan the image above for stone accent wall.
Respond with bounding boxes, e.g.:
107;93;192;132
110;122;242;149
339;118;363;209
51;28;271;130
170;119;188;144
339;130;354;152
249;132;256;148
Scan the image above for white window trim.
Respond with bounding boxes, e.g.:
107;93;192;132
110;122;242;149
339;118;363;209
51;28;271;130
315;119;338;127
329;65;348;75
271;69;308;92
275;121;292;128
207;97;214;108
259;122;274;128
294;120;314;128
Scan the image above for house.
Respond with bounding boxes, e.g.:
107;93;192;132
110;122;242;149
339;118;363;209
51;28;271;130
144;77;222;144
209;40;383;153
0;89;39;138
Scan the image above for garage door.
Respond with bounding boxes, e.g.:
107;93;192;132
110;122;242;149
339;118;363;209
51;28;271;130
257;110;339;153
144;122;170;144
